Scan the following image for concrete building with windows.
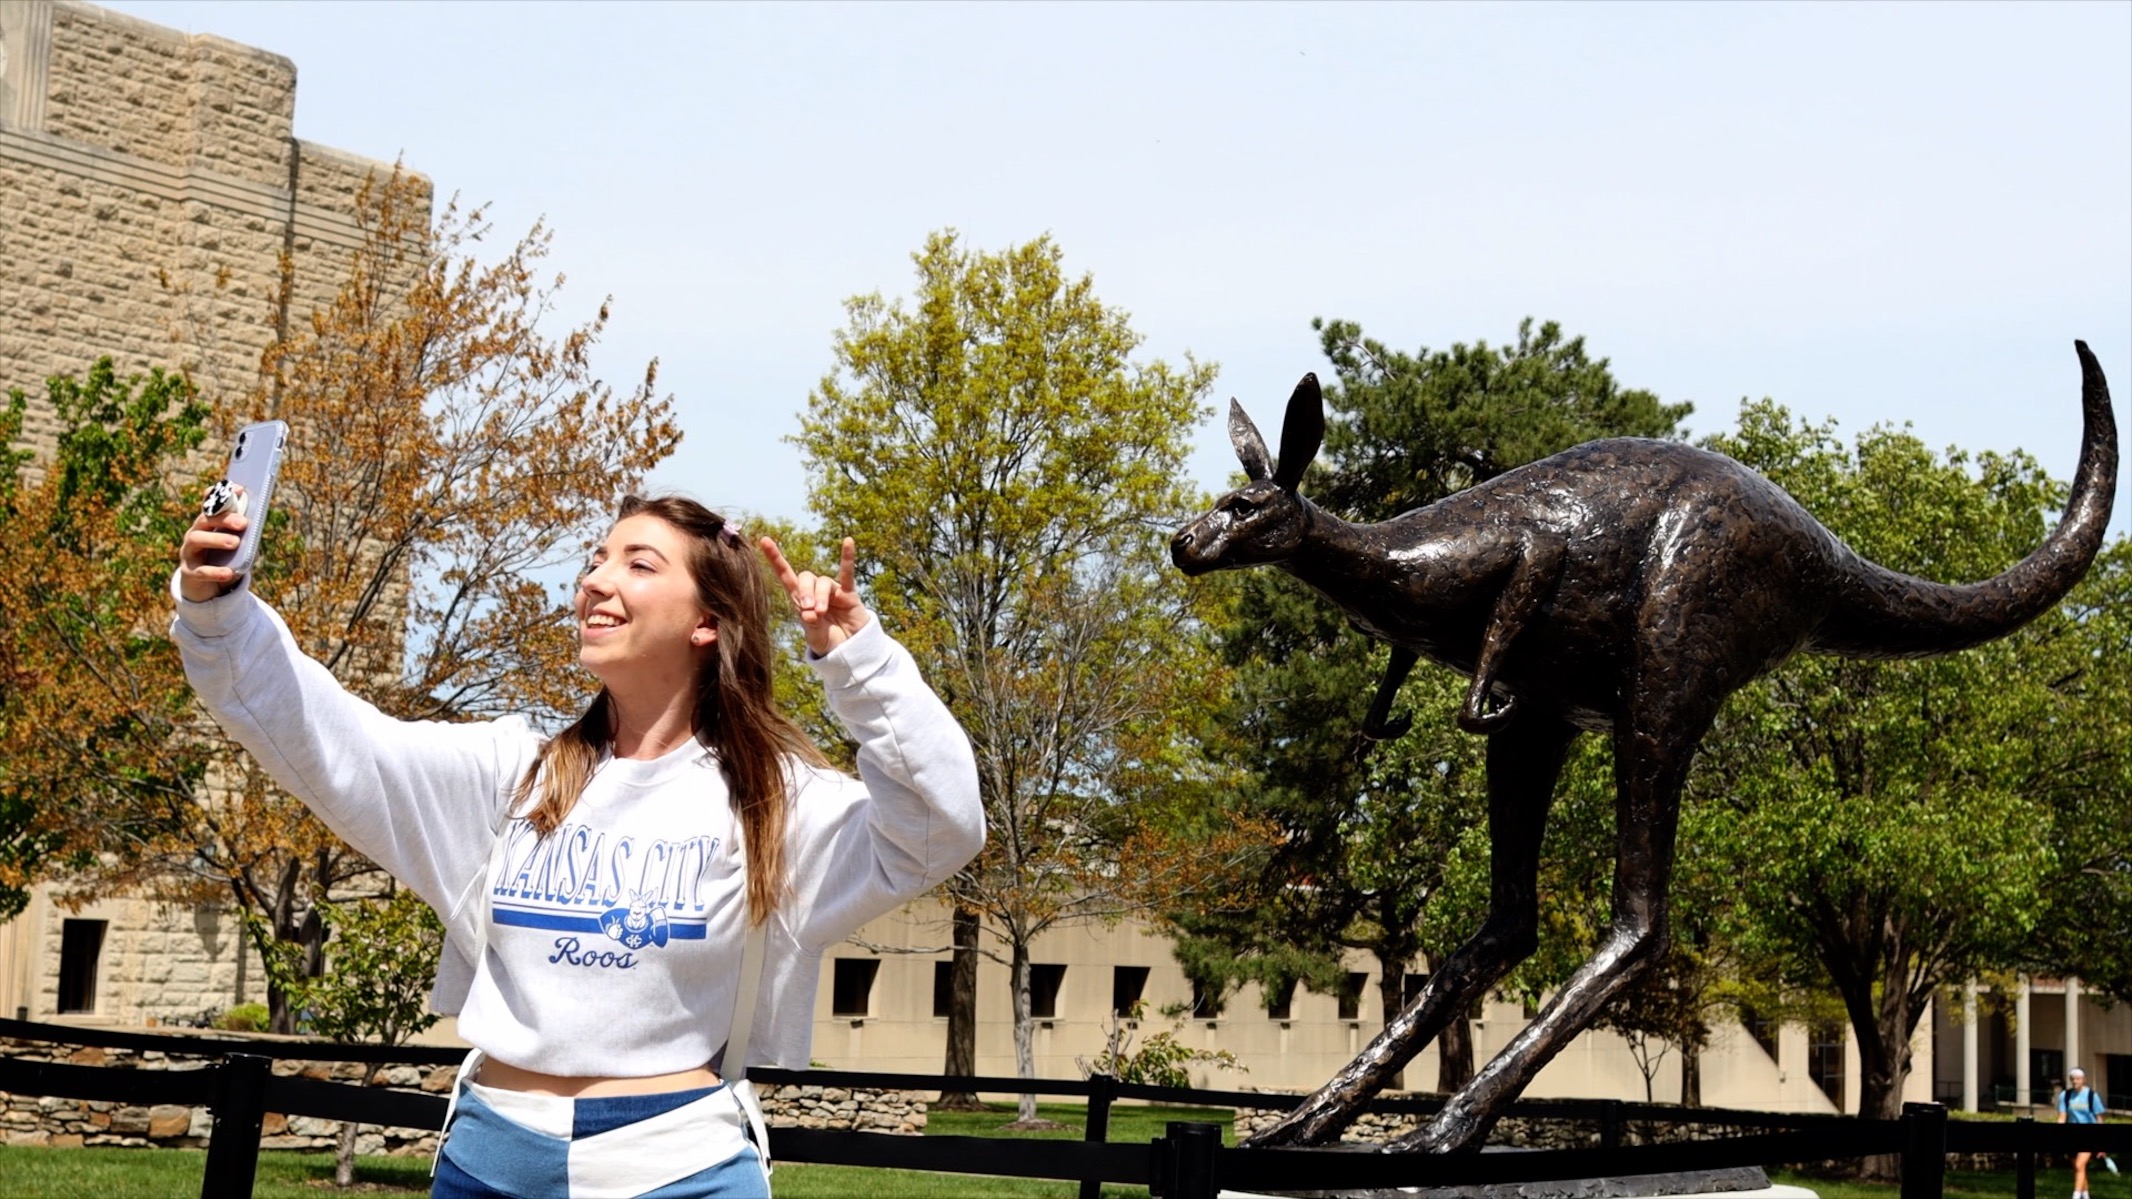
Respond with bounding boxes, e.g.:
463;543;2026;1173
1930;977;2132;1112
819;903;2130;1116
813;900;1930;1112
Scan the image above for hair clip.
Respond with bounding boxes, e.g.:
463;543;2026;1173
200;480;247;519
717;522;745;548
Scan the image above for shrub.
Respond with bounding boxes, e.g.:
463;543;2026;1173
1078;1002;1245;1090
218;1003;270;1032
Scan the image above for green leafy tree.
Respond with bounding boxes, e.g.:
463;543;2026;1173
1692;402;2105;1141
0;360;213;916
794;230;1226;1122
253;887;443;1187
1179;318;1689;1090
2021;540;2132;1002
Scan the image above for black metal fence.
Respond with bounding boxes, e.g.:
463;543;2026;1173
3;1017;2126;1199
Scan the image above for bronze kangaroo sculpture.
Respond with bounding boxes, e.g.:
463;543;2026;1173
1171;342;2117;1153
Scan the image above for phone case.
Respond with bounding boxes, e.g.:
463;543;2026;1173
199;420;288;576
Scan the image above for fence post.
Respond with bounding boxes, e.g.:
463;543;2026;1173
1600;1099;1626;1150
1900;1101;1948;1199
201;1053;271;1199
1159;1120;1221;1199
2015;1115;2036;1199
1079;1073;1117;1199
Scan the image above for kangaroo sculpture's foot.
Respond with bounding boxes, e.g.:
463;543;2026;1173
1391;1101;1490;1155
1242;1055;1393;1147
1457;688;1516;734
1360;710;1413;741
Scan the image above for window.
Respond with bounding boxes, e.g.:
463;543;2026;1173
1337;972;1368;1021
1808;1022;1846;1108
1112;966;1149;1018
58;920;106;1014
1739;1004;1780;1063
933;960;953;1018
2032;1048;2066;1104
1029;964;1066;1020
2104;1055;2132;1110
1190;975;1225;1020
1402;973;1429;1008
831;958;879;1018
1267;977;1297;1021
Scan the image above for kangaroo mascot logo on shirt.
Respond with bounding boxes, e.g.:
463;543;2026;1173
600;891;672;951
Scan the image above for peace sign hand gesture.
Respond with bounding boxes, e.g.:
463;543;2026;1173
760;535;872;657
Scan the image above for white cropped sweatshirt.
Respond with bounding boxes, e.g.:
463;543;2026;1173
172;583;984;1078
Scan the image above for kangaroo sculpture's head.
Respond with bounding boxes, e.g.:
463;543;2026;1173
1172;374;1327;576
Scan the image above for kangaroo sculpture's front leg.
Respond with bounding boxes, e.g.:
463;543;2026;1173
1458;534;1565;734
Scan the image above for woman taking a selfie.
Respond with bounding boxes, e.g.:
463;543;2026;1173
175;492;984;1199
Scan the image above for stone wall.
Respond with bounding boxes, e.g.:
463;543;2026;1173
757;1082;929;1136
1232;1090;1813;1149
1228;1092;2055;1179
0;1036;929;1154
0;1036;455;1155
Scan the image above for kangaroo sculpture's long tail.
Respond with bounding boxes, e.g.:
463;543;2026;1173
1810;341;2117;659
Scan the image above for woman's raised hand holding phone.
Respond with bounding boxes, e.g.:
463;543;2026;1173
178;493;248;603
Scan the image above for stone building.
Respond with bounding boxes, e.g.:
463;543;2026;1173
0;0;428;1028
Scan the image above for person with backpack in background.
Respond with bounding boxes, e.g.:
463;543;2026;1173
2060;1066;2109;1199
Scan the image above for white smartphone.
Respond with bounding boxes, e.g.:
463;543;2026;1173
197;420;288;577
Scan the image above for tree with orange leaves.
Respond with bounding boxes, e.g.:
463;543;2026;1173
0;360;215;919
20;169;680;1031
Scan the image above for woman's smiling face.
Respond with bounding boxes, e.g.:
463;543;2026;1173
575;513;714;685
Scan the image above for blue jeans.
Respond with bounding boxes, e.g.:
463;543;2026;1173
431;1152;768;1198
434;1084;768;1198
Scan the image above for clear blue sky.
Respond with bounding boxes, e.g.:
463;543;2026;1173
111;1;2132;536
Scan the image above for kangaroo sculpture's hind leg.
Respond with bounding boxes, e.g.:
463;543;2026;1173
1244;712;1582;1147
1398;601;1735;1153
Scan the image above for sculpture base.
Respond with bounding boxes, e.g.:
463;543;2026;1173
1219;1158;1817;1199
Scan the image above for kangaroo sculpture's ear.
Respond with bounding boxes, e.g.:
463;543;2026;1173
1230;398;1273;481
1272;373;1324;492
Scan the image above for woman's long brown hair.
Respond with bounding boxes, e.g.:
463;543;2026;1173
513;495;828;924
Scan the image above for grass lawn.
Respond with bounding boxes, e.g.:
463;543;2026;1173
0;1102;1223;1197
0;1145;433;1196
1778;1163;2132;1199
2;1112;2078;1198
776;1101;1234;1197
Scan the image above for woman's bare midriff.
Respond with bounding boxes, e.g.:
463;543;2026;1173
478;1058;720;1098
